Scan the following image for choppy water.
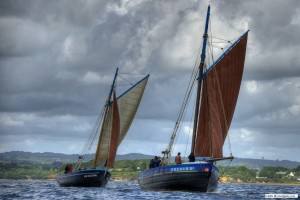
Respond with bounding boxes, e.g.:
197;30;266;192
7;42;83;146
0;179;299;199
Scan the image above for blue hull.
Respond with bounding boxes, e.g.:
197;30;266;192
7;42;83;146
138;162;219;192
56;168;111;187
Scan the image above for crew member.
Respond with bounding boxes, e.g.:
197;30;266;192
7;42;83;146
175;152;182;164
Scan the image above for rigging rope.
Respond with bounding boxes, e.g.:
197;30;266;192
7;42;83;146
117;74;133;85
75;106;106;170
210;159;233;188
118;72;147;76
164;43;202;163
183;90;197;158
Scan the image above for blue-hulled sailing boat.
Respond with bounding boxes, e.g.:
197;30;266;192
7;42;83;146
57;68;149;187
138;5;249;192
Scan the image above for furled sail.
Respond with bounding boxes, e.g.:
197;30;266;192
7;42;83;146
93;74;149;167
194;32;248;158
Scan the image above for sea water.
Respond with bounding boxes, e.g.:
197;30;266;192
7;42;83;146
0;179;299;199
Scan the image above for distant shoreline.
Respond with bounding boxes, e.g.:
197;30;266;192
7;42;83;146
220;181;300;186
1;178;299;186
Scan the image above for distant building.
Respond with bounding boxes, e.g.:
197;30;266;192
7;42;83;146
256;176;267;179
286;172;295;178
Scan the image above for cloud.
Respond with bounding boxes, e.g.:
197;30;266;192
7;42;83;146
0;115;24;127
0;0;300;162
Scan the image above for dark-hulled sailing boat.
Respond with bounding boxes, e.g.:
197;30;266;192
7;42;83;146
138;5;248;192
57;68;149;187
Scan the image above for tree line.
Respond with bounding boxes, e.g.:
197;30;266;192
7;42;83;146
1;159;299;184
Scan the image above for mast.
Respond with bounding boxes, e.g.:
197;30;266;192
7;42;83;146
191;5;210;154
93;68;118;168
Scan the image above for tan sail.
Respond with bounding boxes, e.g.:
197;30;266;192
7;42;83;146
93;105;113;167
93;74;149;167
194;33;248;158
117;76;149;145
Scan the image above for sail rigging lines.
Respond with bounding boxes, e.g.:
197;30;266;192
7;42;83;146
116;72;148;87
163;44;202;162
183;94;197;158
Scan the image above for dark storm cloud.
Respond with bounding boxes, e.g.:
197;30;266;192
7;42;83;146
0;0;201;117
215;0;300;80
0;0;300;160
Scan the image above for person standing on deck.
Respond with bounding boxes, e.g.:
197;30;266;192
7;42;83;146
152;156;159;168
64;164;70;174
175;152;182;164
188;152;195;162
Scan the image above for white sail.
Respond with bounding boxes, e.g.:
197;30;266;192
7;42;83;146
94;106;113;167
117;75;149;145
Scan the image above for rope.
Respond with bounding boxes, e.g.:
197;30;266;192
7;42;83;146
183;90;197;158
118;72;146;76
209;41;232;44
209;35;237;43
211;159;233;188
74;105;106;170
117;74;133;85
165;42;202;163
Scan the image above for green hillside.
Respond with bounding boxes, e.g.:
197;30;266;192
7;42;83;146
0;151;300;184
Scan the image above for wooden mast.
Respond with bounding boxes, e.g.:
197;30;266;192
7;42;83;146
191;5;210;154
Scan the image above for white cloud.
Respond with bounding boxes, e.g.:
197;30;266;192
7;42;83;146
288;104;300;116
24;139;37;146
81;71;102;84
245;80;258;94
60;34;88;63
72;123;91;132
0;116;24;127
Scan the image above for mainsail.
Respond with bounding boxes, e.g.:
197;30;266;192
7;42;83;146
194;32;249;158
93;74;149;167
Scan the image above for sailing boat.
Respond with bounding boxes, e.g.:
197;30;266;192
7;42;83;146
56;68;149;187
138;5;248;192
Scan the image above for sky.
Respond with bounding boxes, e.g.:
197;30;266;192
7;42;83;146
1;0;300;162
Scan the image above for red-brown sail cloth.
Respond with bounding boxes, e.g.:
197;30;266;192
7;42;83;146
106;92;120;168
194;33;248;158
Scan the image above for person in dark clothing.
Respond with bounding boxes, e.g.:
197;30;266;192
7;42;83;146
152;156;159;168
64;164;70;174
158;157;162;166
149;159;154;168
188;152;195;162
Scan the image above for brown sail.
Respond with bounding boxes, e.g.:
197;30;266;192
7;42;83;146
106;92;120;168
194;33;248;158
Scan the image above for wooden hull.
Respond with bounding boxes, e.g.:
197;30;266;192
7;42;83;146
56;168;111;187
138;162;218;192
